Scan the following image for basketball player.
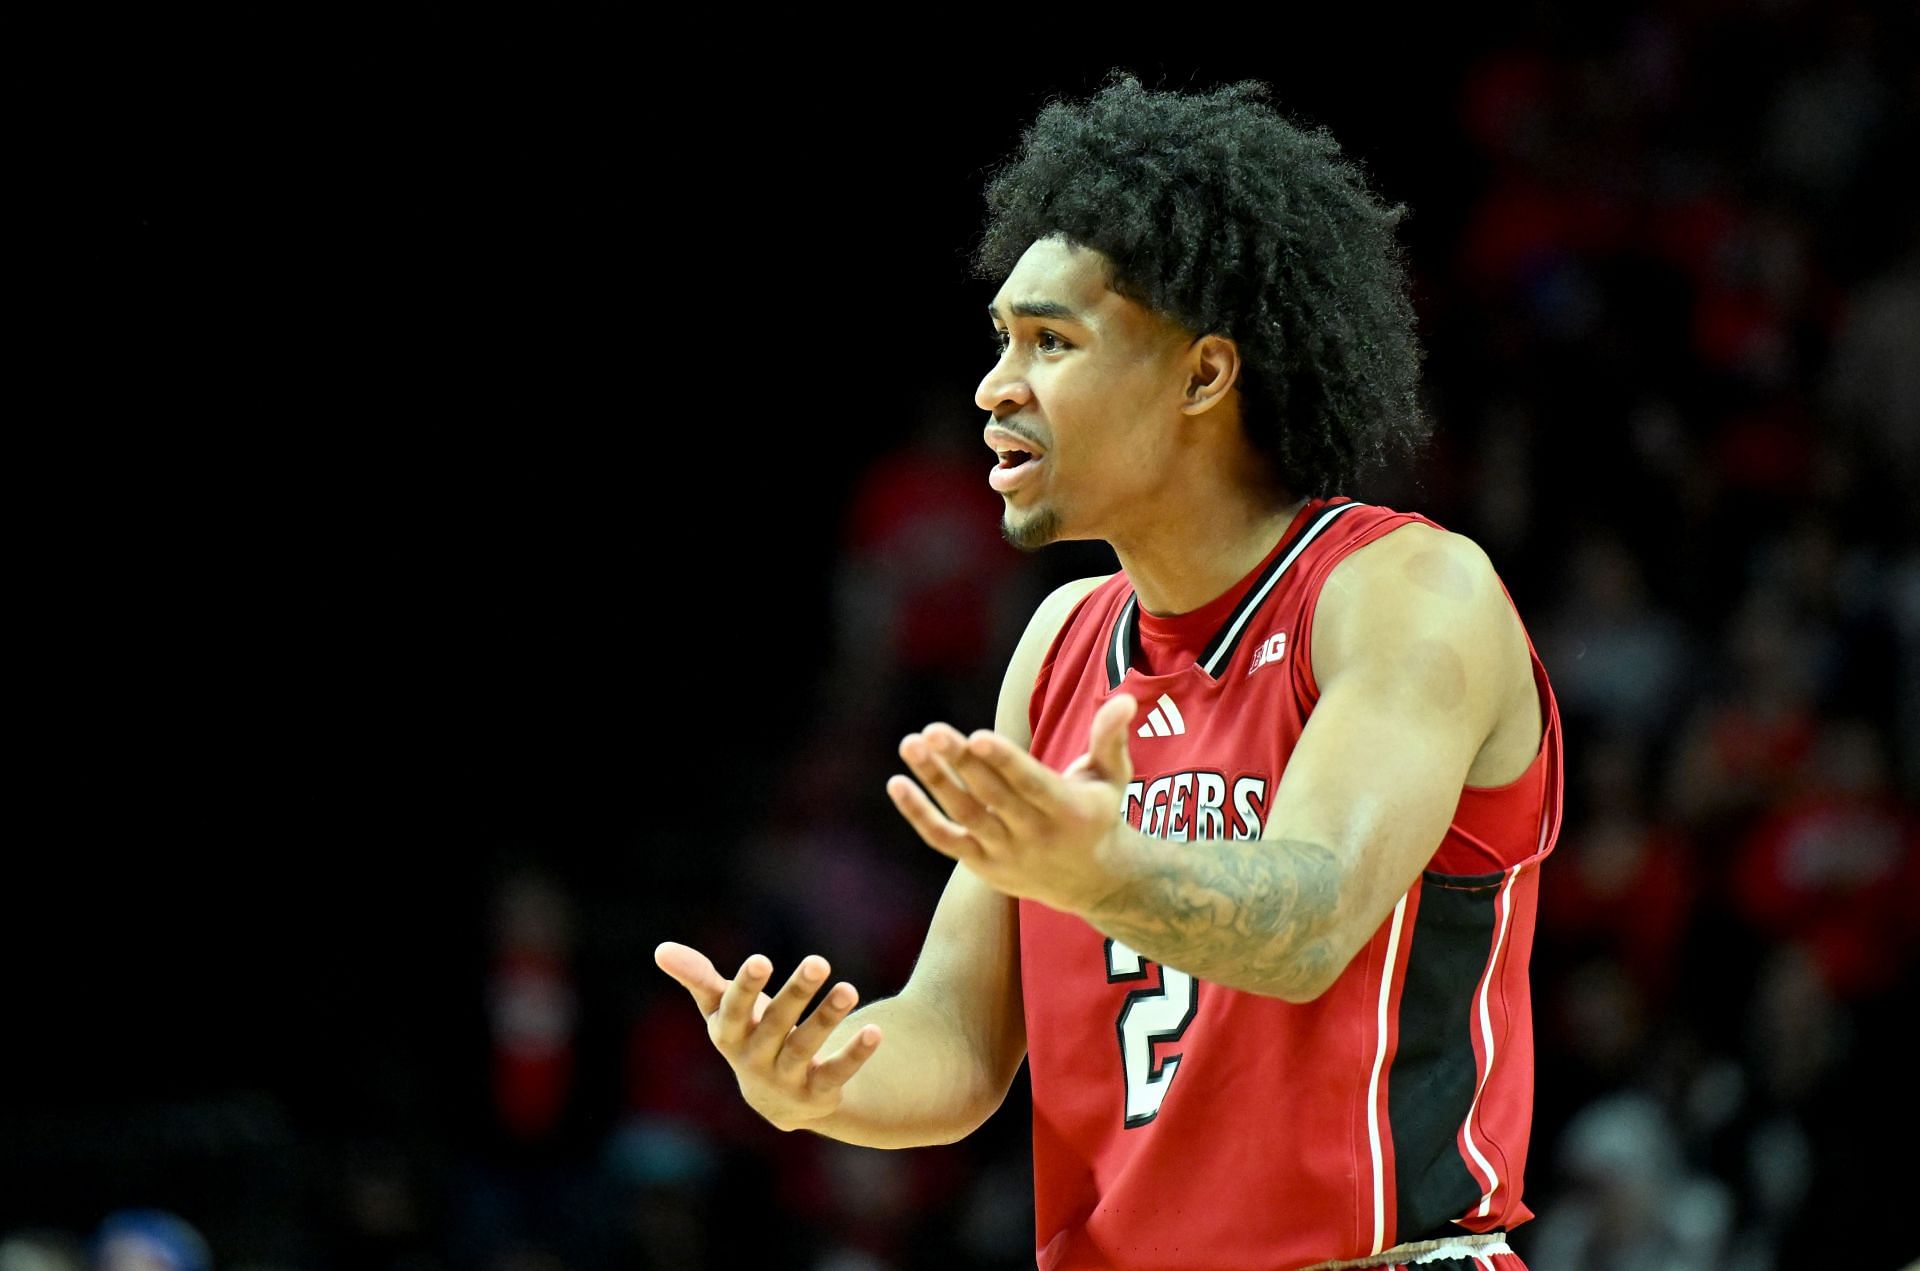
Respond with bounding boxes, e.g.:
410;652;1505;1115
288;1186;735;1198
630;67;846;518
656;71;1562;1270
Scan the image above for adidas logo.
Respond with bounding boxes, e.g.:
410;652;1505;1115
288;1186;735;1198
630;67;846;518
1136;692;1187;738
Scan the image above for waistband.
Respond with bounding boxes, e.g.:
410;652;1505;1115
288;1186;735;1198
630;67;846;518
1296;1232;1512;1269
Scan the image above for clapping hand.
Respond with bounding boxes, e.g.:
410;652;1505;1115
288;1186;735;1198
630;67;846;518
885;692;1140;914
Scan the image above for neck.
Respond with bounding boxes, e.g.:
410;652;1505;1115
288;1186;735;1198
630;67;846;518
1107;489;1312;617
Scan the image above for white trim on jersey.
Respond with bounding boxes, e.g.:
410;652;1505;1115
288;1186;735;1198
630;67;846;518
1367;892;1411;1257
1201;500;1362;678
1460;865;1523;1216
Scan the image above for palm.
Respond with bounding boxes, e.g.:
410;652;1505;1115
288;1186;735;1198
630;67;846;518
1029;698;1128;867
888;692;1143;914
1060;749;1128;826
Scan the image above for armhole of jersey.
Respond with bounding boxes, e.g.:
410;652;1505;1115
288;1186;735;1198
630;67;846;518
1527;668;1567;867
1288;513;1431;709
1028;583;1107;742
1291;573;1328;708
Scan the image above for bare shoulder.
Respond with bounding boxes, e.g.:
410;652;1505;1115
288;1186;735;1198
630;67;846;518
1031;574;1114;641
1310;522;1517;706
1322;521;1494;602
996;573;1115;749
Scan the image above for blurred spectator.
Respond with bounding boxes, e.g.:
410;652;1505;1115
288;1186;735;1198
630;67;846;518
1729;718;1920;1000
1536;531;1695;740
88;1212;211;1271
0;1232;85;1271
487;872;579;1145
1822;242;1920;491
1525;1091;1734;1269
447;867;610;1268
831;391;1032;741
1664;590;1822;832
1539;808;1699;1011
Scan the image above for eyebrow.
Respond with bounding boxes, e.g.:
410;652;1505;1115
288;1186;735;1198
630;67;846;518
988;299;1084;324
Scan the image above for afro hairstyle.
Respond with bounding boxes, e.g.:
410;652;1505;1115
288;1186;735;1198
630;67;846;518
971;69;1431;500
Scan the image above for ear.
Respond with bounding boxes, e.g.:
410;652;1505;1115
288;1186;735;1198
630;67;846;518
1182;332;1241;415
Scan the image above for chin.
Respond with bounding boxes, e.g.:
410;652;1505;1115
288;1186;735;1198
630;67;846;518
1000;504;1062;554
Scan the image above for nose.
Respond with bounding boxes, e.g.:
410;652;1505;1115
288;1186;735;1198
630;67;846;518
975;350;1031;415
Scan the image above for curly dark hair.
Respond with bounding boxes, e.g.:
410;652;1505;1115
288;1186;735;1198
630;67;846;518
971;69;1430;500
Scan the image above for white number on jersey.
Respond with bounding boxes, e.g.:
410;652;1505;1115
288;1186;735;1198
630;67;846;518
1105;937;1200;1127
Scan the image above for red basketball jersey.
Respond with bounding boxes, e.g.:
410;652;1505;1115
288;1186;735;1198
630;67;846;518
1019;496;1565;1271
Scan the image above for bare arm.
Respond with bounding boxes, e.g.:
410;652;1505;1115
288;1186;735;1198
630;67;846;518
1074;824;1344;1002
806;574;1107;1145
794;885;1012;1148
1074;527;1509;1002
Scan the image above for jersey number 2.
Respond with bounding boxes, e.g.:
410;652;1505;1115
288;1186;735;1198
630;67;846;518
1105;937;1199;1127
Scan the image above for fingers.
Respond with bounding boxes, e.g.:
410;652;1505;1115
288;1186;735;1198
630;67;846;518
942;734;1049;838
1093;694;1138;775
711;953;771;1048
654;941;729;1017
692;951;877;1093
742;954;832;1063
886;772;984;863
774;977;864;1077
897;726;1008;844
960;728;1063;812
807;1020;883;1094
1054;698;1138;784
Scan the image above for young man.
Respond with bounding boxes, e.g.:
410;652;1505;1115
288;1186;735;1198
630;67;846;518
657;71;1562;1270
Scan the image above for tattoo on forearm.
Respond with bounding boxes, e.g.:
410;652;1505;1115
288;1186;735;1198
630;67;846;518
1083;832;1343;1000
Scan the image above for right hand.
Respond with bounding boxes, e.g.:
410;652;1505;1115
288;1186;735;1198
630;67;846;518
654;940;883;1132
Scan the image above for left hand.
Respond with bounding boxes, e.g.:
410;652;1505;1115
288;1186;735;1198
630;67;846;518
886;692;1140;914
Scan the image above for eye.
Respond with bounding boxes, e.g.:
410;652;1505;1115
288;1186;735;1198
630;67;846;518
988;329;1070;358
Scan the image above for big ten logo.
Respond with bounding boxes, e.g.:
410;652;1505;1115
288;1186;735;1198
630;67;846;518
1248;630;1287;674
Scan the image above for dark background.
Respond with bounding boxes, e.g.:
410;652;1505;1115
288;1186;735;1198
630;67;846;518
10;7;1917;1269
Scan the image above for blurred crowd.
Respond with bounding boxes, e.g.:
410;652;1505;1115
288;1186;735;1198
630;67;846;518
13;4;1914;1268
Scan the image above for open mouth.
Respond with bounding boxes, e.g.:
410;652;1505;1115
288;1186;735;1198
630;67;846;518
988;450;1044;493
985;425;1047;493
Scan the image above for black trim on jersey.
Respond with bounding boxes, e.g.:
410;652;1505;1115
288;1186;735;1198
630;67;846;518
1102;936;1150;983
1422;867;1511;890
1103;499;1368;690
1106;593;1144;691
1199;499;1365;677
1390;875;1504;1244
